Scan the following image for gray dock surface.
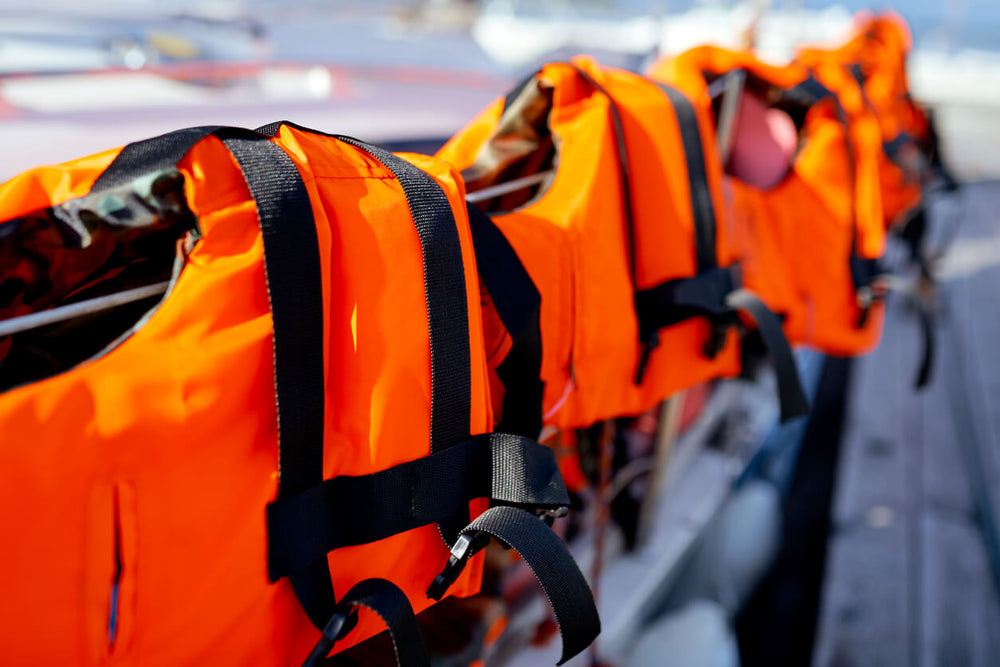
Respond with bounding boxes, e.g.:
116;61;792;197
813;182;1000;667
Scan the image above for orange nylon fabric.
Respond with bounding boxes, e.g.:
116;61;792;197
649;46;886;356
0;128;489;664
801;12;929;228
439;57;740;431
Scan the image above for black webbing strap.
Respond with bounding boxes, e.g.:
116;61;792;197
259;122;476;547
780;74;834;108
221;134;335;627
91;126;225;191
426;506;600;665
302;578;429;667
789;70;880;327
849;63;866;87
629;79;735;384
924;109;959;192
267;433;568;580
652;82;718;273
634;269;808;421
561;63;638;284
466;202;539;341
724;289;810;421
911;293;934;390
635;267;736;338
92;126;336;626
466;202;545;438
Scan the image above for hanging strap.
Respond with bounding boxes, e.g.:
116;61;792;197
725;289;810;421
634;269;809;421
466;202;544;438
302;578;429;667
426;505;601;665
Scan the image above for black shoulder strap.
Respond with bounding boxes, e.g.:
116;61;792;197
94;126;336;626
466;202;544;438
652;82;718;273
261;121;478;545
333;134;475;544
92;126;225;191
561;63;638;284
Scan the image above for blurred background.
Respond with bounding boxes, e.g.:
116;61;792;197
2;2;998;666
0;0;997;178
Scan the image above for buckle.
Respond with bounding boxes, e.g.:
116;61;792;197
538;505;569;527
856;280;889;327
634;330;660;384
702;318;731;359
302;607;360;667
426;532;489;601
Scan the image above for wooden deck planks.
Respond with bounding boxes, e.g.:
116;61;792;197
814;182;1000;667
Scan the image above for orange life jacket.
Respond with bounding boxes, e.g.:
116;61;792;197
649;46;887;357
0;123;598;665
439;57;807;432
797;12;930;229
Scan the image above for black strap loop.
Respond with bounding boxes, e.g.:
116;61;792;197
725;289;810;421
651;82;719;273
302;579;429;667
426;506;601;665
635;270;809;421
267;433;569;582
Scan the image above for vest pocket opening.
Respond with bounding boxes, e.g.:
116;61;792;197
0;169;199;393
87;481;136;662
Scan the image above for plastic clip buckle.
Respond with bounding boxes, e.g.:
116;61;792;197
538;505;569;527
301;608;359;667
427;532;488;601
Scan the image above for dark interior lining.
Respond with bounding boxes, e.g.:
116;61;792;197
462;77;558;214
0;169;200;393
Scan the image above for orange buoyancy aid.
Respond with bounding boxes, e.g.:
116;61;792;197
650;46;887;357
797;12;929;229
439;57;807;431
0;123;598;665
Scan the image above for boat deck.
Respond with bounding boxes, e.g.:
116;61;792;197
814;181;1000;666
